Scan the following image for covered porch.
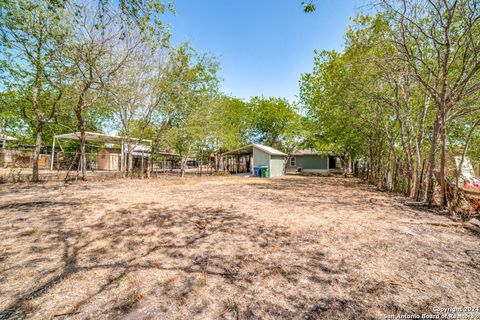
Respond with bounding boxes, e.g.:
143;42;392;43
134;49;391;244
222;144;287;177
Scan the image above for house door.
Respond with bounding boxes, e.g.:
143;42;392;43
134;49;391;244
329;156;336;169
110;154;119;171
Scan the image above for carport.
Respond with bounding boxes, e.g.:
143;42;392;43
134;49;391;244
222;144;287;177
51;132;151;171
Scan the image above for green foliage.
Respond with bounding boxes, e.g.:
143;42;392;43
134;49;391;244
301;1;316;12
0;91;28;138
0;0;73;179
158;44;220;158
300;49;365;157
301;1;480;206
210;96;252;151
248;96;303;152
0;0;72;124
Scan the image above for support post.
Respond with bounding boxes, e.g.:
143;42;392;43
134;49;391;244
120;139;124;172
50;137;56;171
147;140;152;178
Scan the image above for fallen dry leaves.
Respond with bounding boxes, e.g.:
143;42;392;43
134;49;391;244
0;175;479;319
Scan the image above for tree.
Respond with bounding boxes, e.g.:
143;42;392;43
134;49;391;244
0;0;71;181
301;1;480;211
249;97;302;151
300;49;367;176
107;44;169;177
381;0;480;206
163;94;207;178
158;44;220;177
68;4;143;179
45;0;175;46
0;90;27;141
207;96;252;170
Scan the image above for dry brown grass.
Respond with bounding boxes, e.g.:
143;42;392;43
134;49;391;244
0;175;479;319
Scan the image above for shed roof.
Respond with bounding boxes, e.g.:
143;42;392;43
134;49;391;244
54;132;152;144
222;144;287;156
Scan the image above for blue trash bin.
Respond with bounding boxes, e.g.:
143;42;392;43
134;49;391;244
254;167;261;177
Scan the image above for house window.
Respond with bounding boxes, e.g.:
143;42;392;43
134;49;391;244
290;157;296;166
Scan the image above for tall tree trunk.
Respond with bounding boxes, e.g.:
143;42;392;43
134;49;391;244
2;133;6;169
368;135;374;183
128;147;134;178
414;95;430;200
31;37;44;182
425;113;441;204
199;146;203;176
147;144;153;179
395;109;412;195
79;127;87;179
76;86;89;180
439;107;448;208
376;136;383;188
120;140;125;175
180;157;186;178
215;152;220;172
343;153;349;177
32;122;44;182
394;157;401;192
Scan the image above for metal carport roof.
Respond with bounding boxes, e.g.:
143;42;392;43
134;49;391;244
53;132;152;144
222;144;287;156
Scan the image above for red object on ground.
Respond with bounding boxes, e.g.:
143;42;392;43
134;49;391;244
464;179;480;190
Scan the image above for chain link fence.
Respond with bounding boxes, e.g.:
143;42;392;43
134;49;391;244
0;148;210;182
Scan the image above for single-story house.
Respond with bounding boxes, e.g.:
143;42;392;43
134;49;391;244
222;144;287;178
286;150;342;174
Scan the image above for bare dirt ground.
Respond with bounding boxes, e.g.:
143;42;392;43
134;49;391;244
0;175;479;320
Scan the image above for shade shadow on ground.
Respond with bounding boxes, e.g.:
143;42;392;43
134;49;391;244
0;175;479;319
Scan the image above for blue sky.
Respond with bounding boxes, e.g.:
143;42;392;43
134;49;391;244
163;0;360;101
